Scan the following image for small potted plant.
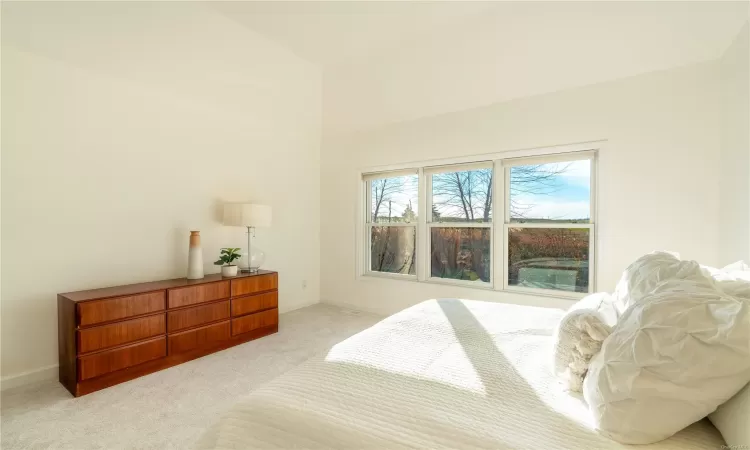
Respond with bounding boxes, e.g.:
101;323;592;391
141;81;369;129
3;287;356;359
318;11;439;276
214;247;242;277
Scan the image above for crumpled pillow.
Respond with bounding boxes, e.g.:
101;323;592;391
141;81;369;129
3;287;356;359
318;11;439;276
611;251;705;313
552;293;618;392
709;381;750;447
706;261;750;447
702;260;750;300
584;275;750;444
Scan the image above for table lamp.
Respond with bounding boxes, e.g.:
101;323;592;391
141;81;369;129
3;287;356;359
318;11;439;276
222;203;272;273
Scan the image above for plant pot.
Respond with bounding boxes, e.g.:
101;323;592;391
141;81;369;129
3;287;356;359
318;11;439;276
221;265;238;277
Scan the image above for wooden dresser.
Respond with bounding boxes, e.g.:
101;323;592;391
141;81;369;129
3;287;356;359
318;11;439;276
58;270;278;397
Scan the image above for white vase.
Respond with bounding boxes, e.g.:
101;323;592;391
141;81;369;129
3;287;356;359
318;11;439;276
187;231;204;279
221;265;238;277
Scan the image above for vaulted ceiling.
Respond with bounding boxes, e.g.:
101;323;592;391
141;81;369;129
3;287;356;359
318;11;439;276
216;1;749;134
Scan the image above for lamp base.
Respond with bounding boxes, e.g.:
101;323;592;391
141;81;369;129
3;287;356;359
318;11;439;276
240;268;260;274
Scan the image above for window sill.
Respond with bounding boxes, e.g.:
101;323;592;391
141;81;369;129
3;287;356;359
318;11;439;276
359;273;585;301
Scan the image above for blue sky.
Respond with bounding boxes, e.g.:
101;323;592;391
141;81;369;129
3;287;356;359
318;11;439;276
510;160;591;220
372;159;591;221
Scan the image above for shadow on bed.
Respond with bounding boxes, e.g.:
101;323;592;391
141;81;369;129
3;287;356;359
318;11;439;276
295;299;592;447
198;299;722;448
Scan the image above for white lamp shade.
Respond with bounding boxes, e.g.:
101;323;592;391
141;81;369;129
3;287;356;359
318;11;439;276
223;203;272;228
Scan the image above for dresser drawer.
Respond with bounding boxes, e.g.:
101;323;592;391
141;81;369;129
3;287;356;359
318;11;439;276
232;291;278;317
167;281;229;309
78;336;166;381
231;273;278;297
231;308;278;336
78;291;165;326
168;321;230;354
167;300;230;333
78;314;165;354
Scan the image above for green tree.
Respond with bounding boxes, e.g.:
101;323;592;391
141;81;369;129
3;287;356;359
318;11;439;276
402;200;416;222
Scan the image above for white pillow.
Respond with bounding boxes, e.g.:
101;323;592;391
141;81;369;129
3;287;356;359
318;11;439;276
611;251;699;313
584;276;750;444
552;293;618;392
707;261;750;446
710;382;750;447
702;260;750;300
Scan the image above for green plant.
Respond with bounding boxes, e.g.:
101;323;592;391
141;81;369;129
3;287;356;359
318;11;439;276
214;248;242;266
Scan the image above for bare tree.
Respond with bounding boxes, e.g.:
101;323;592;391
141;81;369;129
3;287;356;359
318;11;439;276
508;163;571;220
431;164;572;221
432;168;492;221
371;178;404;222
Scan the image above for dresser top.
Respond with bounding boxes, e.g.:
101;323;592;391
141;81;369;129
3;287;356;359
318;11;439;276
59;270;277;302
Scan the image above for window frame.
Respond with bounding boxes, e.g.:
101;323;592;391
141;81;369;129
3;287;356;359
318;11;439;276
425;161;494;287
356;141;600;299
501;152;596;298
363;170;419;280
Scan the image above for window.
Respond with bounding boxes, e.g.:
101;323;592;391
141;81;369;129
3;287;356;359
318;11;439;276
504;157;593;294
359;145;596;298
364;171;418;276
427;163;492;284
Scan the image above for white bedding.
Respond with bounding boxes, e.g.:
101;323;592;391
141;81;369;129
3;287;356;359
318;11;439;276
198;299;723;449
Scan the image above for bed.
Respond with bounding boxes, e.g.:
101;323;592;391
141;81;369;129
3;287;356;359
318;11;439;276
198;299;724;449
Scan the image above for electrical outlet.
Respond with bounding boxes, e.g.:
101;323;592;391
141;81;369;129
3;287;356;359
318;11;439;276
302;280;307;289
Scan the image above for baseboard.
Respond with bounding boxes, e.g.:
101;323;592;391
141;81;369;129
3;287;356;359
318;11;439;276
0;301;329;392
0;301;317;392
279;298;319;314
1;364;58;391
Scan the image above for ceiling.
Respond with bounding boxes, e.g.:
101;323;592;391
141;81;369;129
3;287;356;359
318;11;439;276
210;1;497;67
211;1;749;133
211;1;748;68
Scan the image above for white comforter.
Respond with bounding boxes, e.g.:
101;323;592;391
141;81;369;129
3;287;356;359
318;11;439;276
198;299;723;449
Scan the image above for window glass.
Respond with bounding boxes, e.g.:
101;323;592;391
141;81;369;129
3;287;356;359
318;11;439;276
509;160;590;223
507;227;590;292
370;175;418;223
371;226;416;275
431;168;492;223
430;227;490;282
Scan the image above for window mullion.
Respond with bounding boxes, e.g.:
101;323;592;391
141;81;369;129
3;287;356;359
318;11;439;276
493;160;504;291
362;150;597;296
417;168;427;281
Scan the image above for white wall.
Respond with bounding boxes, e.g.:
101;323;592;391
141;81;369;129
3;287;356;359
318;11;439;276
322;1;746;135
718;22;750;265
1;3;321;383
321;63;721;316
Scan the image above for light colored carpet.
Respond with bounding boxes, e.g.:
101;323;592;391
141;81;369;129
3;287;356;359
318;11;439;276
0;304;382;450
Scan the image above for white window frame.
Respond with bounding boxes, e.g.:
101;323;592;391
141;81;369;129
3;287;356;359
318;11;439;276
355;141;601;299
425;161;494;288
500;152;596;299
362;170;419;280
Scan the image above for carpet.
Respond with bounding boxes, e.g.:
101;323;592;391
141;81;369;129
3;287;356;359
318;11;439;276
1;304;382;449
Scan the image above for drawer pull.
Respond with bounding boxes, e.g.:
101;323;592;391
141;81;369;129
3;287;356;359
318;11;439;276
230;274;278;297
78;337;166;381
78;314;165;354
232;309;278;336
167;300;230;333
232;291;278;317
78;292;165;326
168;321;231;354
167;281;230;309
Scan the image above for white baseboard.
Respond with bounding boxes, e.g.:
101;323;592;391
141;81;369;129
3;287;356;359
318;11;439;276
0;301;319;392
279;298;319;314
1;364;58;391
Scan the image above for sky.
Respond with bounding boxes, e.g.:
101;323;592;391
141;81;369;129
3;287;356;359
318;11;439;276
510;160;591;221
371;159;591;222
